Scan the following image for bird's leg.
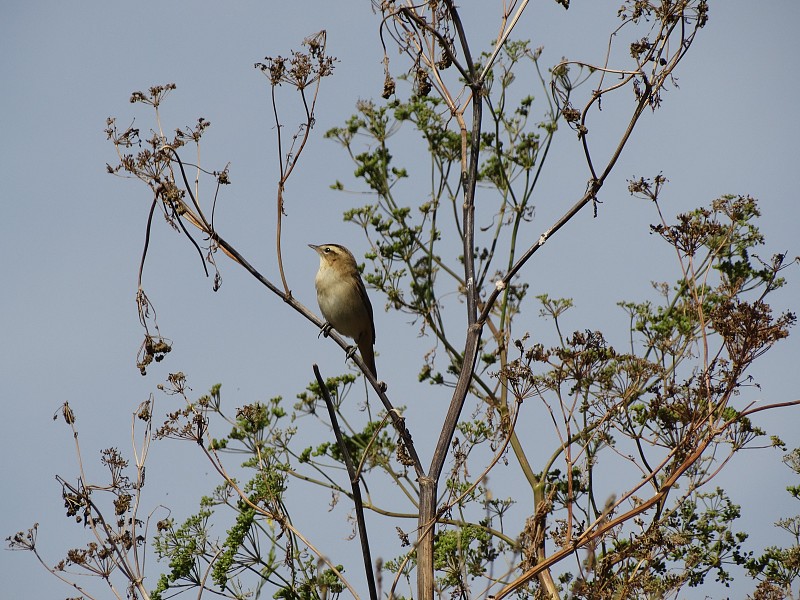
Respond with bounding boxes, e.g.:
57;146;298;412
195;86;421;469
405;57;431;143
344;345;358;361
318;322;333;338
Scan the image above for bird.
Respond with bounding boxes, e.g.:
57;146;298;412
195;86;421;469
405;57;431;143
309;243;377;378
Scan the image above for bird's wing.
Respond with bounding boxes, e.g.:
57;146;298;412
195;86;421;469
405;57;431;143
354;275;375;343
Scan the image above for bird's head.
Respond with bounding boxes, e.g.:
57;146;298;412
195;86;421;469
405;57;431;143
308;243;357;269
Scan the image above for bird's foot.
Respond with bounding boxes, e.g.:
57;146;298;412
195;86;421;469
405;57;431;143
344;345;358;360
319;322;333;338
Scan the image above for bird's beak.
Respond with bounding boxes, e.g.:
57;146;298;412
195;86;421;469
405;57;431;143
308;244;319;253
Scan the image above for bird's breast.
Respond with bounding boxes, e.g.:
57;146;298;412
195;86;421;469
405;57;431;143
315;268;368;340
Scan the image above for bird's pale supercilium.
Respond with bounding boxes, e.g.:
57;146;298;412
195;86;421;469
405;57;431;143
309;243;377;378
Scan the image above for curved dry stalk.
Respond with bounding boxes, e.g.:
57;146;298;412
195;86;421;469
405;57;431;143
266;31;334;297
479;0;531;82
387;533;420;600
127;399;154;590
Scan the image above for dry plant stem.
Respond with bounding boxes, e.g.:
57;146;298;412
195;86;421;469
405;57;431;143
388;543;415;600
199;547;225;598
479;77;652;324
55;476;145;599
413;24;482;600
137;197;160;289
58;407;151;599
579;12;693;181
495;398;800;599
128;403;152;588
552;348;745;535
468;45;702;597
445;392;559;600
389;2;563;596
484;5;705;324
387;488;447;600
393;7;469;82
313;365;378;600
272;32;329;297
479;0;531;81
27;534;103;600
273;82;290;295
495;180;667;589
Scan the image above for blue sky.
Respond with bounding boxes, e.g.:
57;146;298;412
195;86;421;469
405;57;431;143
2;2;799;597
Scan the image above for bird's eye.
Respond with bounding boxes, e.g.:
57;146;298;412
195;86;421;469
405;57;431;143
324;247;331;253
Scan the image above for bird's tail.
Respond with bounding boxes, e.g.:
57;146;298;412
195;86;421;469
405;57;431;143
358;339;377;379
